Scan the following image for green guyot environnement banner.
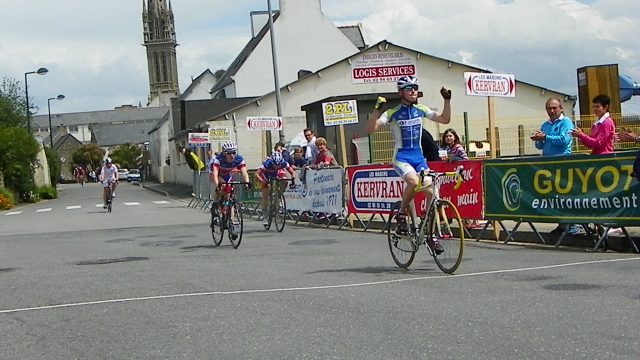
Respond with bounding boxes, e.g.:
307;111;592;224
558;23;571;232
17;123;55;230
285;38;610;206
484;151;640;225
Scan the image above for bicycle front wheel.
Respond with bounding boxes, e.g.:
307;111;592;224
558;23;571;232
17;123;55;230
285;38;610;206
427;199;464;274
210;208;223;247
274;193;286;232
387;202;416;268
228;201;243;249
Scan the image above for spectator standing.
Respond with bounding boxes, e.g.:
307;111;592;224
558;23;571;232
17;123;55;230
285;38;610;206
302;128;318;165
292;147;306;168
531;97;576;235
440;128;468;161
179;145;205;172
308;137;338;169
421;128;440;162
570;94;614;155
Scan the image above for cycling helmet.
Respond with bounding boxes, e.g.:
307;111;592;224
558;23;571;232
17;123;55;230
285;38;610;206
397;75;418;89
271;151;285;165
221;141;237;153
105;158;113;164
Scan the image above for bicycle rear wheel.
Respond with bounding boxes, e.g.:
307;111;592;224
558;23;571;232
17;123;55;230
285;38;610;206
274;193;286;232
228;201;243;249
427;199;464;274
387;202;416;268
210;207;223;246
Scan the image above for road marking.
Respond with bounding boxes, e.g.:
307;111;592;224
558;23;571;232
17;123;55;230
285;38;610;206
0;257;637;315
66;205;81;210
4;211;22;216
95;204;104;207
153;201;171;204
36;208;52;213
123;202;140;206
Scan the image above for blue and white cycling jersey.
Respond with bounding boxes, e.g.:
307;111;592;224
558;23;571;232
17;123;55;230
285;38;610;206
213;154;246;181
379;103;436;151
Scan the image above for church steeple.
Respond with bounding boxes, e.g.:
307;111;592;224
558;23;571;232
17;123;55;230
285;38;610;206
142;0;179;103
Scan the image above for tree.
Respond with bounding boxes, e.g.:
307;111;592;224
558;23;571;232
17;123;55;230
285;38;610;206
0;77;27;128
0;126;39;197
71;143;105;171
109;142;142;169
214;69;225;80
44;146;61;185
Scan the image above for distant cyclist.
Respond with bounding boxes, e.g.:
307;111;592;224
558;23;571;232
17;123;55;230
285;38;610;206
255;152;296;226
210;141;250;216
366;75;452;250
99;158;118;208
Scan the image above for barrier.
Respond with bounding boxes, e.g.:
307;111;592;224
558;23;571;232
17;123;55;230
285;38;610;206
345;160;484;231
482;151;640;252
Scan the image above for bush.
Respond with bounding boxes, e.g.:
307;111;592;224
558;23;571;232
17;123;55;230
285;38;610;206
0;187;14;210
20;190;40;203
38;185;57;199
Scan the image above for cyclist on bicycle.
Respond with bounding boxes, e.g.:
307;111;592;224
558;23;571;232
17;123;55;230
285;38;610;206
255;152;296;226
210;141;250;216
366;75;452;251
99;158;118;209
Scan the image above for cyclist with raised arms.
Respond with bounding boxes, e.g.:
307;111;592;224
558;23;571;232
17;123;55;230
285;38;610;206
210;141;250;216
255;152;296;226
366;75;452;251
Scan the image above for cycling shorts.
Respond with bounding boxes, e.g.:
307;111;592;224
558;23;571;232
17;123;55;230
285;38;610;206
393;149;428;179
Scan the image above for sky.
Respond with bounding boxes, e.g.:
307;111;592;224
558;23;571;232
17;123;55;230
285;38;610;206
1;0;638;117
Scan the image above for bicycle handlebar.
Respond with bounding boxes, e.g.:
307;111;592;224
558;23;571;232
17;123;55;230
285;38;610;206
416;165;464;192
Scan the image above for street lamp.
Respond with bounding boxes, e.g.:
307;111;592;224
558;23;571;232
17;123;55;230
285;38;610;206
24;67;49;134
47;94;65;148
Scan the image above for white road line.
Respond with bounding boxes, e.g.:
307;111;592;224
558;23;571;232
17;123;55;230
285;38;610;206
66;205;81;210
4;211;22;216
95;204;104;207
123;202;140;206
36;208;52;213
153;201;171;204
0;257;637;315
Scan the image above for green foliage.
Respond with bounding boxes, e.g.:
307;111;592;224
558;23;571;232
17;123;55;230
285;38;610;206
37;185;57;199
0;126;39;199
44;146;61;186
71;143;105;171
0;187;15;210
0;77;28;128
110;142;142;169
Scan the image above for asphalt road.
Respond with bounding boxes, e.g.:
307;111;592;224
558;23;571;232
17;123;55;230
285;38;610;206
1;182;639;359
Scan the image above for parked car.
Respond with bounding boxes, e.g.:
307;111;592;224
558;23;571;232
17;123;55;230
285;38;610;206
117;168;129;181
127;169;141;182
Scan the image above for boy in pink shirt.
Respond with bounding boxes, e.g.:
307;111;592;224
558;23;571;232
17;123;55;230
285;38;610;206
570;94;614;154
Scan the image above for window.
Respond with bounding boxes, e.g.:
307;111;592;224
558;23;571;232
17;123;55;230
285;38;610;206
68;125;79;132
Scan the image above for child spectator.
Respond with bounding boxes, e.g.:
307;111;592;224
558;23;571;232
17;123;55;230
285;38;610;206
440;128;468;161
292;146;306;168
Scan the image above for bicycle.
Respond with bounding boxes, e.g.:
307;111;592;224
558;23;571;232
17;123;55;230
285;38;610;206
210;181;249;249
263;177;293;232
387;166;465;274
104;181;114;213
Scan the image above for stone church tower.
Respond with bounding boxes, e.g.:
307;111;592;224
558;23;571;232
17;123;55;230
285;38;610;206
142;0;180;104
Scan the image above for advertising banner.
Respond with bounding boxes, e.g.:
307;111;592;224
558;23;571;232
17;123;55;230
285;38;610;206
246;116;283;131
208;128;231;142
346;161;484;219
351;51;416;84
483;152;640;225
284;168;343;214
322;100;359;126
464;72;516;97
188;132;210;147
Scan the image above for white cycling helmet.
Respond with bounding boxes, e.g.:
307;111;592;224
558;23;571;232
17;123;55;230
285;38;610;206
271;151;285;165
221;141;237;153
397;75;418;89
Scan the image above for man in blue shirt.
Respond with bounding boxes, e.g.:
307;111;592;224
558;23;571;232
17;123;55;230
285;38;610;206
530;97;577;235
530;98;573;156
